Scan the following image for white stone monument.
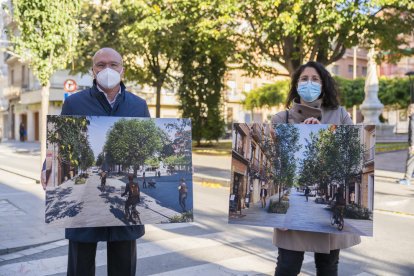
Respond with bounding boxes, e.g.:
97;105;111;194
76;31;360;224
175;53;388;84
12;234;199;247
360;48;384;124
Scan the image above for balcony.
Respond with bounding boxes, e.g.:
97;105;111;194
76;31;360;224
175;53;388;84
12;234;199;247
234;146;244;157
364;146;375;165
251;124;262;142
3;86;21;99
251;158;259;172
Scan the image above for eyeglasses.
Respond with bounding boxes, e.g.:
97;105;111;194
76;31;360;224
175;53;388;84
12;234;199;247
93;62;122;70
299;76;322;83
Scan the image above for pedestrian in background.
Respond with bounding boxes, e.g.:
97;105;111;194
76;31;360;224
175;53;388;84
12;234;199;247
19;122;25;142
260;183;268;208
271;61;360;276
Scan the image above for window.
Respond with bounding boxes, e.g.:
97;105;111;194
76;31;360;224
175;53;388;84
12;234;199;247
11;69;14;85
227;80;236;96
362;67;367;76
332;65;339;75
244;83;252;92
348;65;353;73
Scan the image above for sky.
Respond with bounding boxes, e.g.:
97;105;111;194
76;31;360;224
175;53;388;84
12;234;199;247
86;117;190;159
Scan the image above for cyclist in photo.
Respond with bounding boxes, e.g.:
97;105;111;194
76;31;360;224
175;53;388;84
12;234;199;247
333;187;346;223
122;174;141;221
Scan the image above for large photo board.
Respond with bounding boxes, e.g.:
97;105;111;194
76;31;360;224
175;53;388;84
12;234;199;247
45;116;193;227
228;123;374;236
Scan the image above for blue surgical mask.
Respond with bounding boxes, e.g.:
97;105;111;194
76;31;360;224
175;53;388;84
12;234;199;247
297;81;321;102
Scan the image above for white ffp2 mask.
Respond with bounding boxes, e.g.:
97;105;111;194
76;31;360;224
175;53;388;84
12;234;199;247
95;68;122;89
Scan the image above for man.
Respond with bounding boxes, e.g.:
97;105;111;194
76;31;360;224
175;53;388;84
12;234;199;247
333;187;346;223
304;186;310;202
122;174;141;222
178;178;188;212
100;170;107;190
61;48;149;276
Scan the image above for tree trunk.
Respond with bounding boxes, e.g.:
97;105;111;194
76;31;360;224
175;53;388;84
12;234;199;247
156;82;162;118
40;82;50;169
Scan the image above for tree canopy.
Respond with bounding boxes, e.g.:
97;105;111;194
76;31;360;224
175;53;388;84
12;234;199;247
104;119;164;175
238;0;414;76
242;80;289;111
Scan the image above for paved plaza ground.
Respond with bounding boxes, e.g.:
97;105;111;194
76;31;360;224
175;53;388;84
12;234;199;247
45;172;193;228
230;188;372;236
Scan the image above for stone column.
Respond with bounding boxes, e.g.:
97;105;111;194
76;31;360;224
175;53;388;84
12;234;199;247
360;48;384;124
26;110;35;141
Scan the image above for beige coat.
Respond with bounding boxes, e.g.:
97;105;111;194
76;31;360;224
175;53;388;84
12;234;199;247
271;100;361;253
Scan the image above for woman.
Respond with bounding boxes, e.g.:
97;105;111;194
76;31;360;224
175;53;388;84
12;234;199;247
271;61;360;276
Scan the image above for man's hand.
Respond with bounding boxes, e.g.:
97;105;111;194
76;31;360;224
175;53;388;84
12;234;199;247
303;117;321;124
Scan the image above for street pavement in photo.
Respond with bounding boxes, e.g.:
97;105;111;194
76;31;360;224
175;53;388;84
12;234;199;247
229;188;372;236
45;173;187;228
284;189;373;236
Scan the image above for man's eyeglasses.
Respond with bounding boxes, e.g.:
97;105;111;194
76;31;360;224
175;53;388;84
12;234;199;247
94;62;122;70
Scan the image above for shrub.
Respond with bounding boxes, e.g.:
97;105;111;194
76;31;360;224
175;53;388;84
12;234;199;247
75;177;86;185
344;204;372;220
169;210;194;223
268;200;289;214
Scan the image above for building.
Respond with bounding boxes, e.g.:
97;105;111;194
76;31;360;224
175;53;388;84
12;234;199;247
1;57;93;142
230;123;276;215
359;125;375;211
327;48;369;79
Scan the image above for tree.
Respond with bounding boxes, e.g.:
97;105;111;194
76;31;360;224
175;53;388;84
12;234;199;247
269;124;301;201
9;0;80;165
104;119;164;176
238;0;414;76
176;0;236;145
242;80;289;115
119;1;186;118
47;116;91;180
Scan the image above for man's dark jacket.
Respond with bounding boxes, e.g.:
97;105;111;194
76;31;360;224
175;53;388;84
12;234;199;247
62;80;149;242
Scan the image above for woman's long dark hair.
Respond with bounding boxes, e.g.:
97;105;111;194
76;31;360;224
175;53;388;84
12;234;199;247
285;61;339;109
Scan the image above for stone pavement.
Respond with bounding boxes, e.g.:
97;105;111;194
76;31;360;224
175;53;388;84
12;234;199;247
45;173;183;228
0;170;63;255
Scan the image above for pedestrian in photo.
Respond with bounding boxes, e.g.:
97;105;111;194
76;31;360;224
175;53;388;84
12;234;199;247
19;122;25;142
271;61;360;276
142;177;147;189
100;170;107;189
158;170;161;178
304;186;310;202
42;48;150;276
260;183;268;208
178;177;188;212
350;191;355;205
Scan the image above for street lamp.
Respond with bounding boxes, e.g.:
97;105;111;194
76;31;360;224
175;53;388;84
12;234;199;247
398;71;414;185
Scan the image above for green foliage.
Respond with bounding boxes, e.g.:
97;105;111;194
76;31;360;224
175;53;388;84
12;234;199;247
177;1;236;145
298;125;364;195
47;116;91;168
169;210;193;222
268;200;289;214
336;77;410;109
238;0;414;76
265;124;301;198
145;156;159;167
344;204;372;220
10;0;80;86
104;119;164;173
242;81;289;110
96;152;105;167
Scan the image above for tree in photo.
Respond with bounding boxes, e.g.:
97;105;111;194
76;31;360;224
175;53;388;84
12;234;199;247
47;116;91;183
269;124;301;201
165;119;192;172
238;0;414;76
104;119;164;176
8;0;80;164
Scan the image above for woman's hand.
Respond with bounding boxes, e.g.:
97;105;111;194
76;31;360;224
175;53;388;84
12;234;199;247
303;117;321;124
